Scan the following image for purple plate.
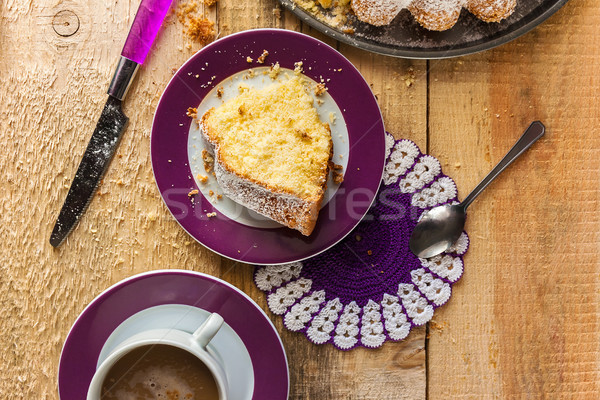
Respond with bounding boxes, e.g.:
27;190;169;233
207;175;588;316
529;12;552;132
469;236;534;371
58;270;289;399
151;29;385;265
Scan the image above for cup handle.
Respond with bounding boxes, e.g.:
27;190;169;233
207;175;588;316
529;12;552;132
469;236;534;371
192;313;224;349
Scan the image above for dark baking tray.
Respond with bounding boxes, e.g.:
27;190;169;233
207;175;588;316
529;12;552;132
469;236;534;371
278;0;570;59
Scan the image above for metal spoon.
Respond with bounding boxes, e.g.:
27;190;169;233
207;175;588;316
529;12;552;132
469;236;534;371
409;121;545;258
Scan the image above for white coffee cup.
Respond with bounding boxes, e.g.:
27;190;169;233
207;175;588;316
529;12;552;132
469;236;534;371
86;312;228;399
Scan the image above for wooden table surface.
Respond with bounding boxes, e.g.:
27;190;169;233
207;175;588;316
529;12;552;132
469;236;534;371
1;0;599;398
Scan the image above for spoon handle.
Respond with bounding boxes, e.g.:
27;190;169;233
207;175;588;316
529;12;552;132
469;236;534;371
461;121;545;209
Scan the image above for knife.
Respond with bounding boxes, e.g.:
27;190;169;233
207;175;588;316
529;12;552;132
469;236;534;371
50;0;173;247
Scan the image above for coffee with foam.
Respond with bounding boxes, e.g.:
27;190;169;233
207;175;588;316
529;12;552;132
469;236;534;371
100;344;220;399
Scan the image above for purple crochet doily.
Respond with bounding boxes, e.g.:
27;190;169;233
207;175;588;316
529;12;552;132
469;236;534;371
254;134;469;350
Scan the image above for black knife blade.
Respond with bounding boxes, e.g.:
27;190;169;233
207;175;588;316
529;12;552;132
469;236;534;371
50;96;128;247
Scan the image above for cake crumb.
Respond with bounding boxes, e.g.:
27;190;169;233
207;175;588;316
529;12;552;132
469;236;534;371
246;56;253;63
238;83;250;93
330;162;344;184
186;107;198;118
197;174;208;183
187;17;215;45
294;61;304;74
429;319;448;334
177;2;216;45
328;112;336;124
268;62;281;79
333;171;344;184
179;0;198;14
206;212;217;218
202;150;214;173
208;190;214;196
257;50;269;64
402;67;416;88
188;189;199;197
314;83;327;96
367;250;373;256
216;86;224;98
217;194;223;200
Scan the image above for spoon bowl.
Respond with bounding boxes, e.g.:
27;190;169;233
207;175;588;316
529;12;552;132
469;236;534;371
408;121;545;259
409;204;466;259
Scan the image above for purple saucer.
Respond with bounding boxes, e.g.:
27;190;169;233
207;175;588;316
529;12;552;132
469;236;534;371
151;29;385;265
58;270;289;399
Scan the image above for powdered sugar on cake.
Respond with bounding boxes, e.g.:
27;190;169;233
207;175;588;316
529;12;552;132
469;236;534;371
309;0;516;31
210;149;318;234
351;0;412;26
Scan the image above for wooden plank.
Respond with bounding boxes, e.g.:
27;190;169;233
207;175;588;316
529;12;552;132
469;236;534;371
341;45;428;147
0;0;223;397
334;43;429;400
0;1;429;399
427;0;600;398
218;1;430;399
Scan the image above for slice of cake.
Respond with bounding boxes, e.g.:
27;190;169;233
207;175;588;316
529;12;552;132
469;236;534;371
200;76;333;236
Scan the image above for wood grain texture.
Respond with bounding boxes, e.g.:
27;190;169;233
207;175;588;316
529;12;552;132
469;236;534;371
0;0;427;399
3;0;598;398
427;0;600;398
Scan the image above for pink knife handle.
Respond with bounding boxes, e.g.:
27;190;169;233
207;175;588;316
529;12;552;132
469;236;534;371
121;0;173;64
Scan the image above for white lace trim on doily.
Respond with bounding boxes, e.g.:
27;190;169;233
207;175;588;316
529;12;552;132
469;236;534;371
398;283;434;325
399;155;441;193
267;278;312;315
257;257;463;348
411;176;458;208
306;298;343;344
383;139;420;185
447;232;469;255
333;302;361;350
381;293;411;340
420;254;464;283
284;290;326;331
385;132;395;160
255;262;302;291
411;268;452;307
360;300;386;348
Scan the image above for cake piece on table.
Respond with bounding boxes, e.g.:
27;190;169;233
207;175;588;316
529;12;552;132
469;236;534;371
200;76;333;236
